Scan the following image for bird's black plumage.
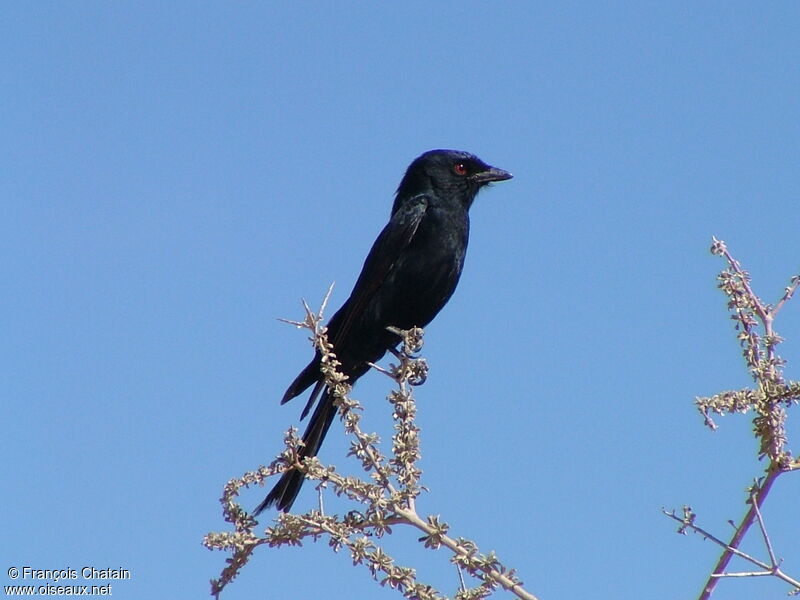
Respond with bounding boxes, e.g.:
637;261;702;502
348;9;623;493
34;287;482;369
254;149;512;513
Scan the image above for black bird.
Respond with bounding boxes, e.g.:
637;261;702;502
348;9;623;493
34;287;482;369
255;149;512;513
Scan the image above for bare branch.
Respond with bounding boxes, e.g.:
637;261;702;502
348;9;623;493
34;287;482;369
669;239;799;599
207;300;538;600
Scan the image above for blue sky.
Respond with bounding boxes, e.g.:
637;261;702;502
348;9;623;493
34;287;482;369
3;3;799;599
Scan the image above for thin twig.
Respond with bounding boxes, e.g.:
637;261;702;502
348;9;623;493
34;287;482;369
713;237;769;322
395;506;538;600
663;508;772;571
711;570;773;578
750;487;778;569
773;276;800;317
698;459;782;599
663;504;800;590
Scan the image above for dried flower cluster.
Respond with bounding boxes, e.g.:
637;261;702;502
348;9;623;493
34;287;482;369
665;238;800;599
204;294;537;600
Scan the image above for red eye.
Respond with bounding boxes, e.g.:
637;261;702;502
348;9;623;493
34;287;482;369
453;163;468;176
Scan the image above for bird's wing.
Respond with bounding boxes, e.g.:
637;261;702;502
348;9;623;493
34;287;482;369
286;194;428;421
330;194;429;349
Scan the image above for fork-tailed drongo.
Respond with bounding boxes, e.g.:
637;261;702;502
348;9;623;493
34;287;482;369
254;149;512;513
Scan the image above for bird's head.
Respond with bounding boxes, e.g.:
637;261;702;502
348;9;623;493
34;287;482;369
393;149;512;213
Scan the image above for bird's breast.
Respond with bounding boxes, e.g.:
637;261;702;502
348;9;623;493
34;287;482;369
382;208;469;325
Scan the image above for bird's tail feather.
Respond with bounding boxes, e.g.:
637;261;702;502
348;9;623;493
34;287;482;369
281;354;322;405
253;388;337;514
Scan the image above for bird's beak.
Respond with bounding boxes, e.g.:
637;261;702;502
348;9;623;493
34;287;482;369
472;166;513;184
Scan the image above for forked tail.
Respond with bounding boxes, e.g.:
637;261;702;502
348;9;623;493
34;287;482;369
253;386;337;514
